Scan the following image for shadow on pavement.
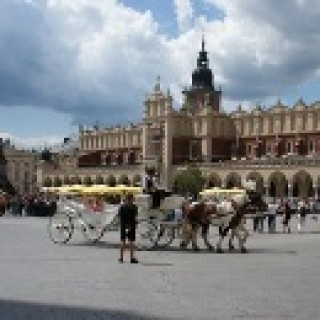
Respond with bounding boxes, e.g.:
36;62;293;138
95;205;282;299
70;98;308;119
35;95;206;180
0;299;172;320
68;240;299;255
245;248;297;255
69;240;216;254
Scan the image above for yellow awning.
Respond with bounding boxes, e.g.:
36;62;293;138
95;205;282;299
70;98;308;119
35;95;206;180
80;185;142;195
200;187;245;196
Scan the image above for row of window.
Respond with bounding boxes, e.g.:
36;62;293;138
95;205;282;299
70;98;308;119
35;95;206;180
246;139;316;156
237;114;320;136
80;134;142;150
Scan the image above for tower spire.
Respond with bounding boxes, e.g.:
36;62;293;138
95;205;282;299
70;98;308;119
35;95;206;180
201;29;205;52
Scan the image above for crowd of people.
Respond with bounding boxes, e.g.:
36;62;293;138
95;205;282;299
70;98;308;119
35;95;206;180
254;197;319;234
0;191;58;217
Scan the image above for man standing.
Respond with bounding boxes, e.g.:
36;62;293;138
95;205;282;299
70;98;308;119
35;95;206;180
282;201;292;234
267;198;278;233
297;198;307;233
0;191;6;216
118;193;138;263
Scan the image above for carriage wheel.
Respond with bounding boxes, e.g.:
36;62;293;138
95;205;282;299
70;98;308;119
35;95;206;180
81;221;105;243
154;224;175;248
136;219;157;250
47;212;74;244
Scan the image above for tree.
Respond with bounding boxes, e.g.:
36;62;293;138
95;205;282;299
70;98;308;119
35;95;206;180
173;164;205;196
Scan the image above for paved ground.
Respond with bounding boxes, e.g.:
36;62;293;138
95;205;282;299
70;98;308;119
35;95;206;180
1;215;320;320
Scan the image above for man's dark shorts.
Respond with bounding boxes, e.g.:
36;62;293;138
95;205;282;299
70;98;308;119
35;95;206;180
120;224;136;242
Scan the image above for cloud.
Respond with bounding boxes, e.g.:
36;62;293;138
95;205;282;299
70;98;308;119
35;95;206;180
202;0;320;104
0;132;64;150
1;0;320;127
0;0;173;124
173;0;194;34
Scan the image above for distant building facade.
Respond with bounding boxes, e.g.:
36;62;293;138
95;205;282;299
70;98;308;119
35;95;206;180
37;38;320;198
0;139;38;194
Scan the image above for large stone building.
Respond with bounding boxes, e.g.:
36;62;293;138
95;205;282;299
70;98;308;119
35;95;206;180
0;138;38;194
38;38;320;198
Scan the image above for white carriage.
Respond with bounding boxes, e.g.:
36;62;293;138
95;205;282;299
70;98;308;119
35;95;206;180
47;186;159;250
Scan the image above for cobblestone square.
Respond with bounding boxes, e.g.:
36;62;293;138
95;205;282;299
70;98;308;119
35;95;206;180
1;216;320;320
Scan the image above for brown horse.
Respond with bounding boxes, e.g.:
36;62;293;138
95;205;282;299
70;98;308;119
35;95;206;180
180;201;215;251
216;191;268;253
181;191;268;253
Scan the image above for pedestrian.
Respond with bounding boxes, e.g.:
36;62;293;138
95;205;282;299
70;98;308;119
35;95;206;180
297;198;307;233
267;198;278;233
0;192;6;217
282;201;292;234
10;194;19;216
253;214;259;232
48;195;58;217
118;193;138;263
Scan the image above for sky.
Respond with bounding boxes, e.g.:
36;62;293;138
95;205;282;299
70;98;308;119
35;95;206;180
1;0;320;149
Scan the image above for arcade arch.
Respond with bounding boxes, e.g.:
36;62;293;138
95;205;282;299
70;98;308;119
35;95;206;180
268;171;288;198
246;171;264;194
43;176;52;187
292;170;313;198
53;177;62;187
225;172;242;189
207;172;222;188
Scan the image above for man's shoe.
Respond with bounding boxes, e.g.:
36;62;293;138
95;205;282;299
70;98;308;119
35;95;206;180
130;258;138;264
118;258;123;263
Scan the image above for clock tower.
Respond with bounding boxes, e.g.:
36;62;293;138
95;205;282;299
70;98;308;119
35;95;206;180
183;35;221;112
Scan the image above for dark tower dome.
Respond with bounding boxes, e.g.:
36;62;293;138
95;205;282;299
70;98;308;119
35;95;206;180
192;36;213;89
183;34;222;112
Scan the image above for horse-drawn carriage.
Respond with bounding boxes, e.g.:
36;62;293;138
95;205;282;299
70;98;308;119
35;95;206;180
47;182;266;253
150;184;266;253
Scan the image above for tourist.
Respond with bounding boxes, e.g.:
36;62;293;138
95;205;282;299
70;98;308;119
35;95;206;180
282;201;292;234
0;192;6;217
10;194;20;216
267;198;278;233
297;198;307;233
118;193;138;263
